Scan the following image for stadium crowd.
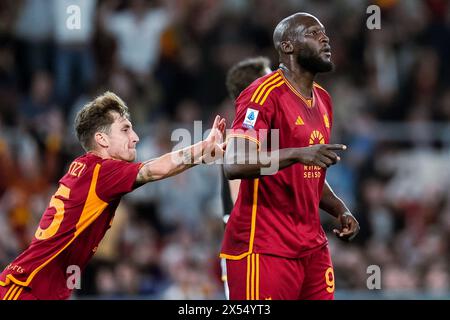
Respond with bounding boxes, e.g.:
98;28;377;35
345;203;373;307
0;0;449;299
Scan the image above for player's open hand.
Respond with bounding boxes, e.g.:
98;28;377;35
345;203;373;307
296;144;347;169
202;115;226;164
333;212;360;242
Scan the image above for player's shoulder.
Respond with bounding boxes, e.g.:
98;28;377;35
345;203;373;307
72;153;122;169
238;70;286;107
73;152;102;166
246;70;280;91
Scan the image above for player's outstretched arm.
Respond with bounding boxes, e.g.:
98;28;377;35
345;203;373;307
134;116;226;187
320;180;360;241
223;137;347;179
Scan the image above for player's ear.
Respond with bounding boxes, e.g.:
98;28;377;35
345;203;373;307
94;132;109;148
281;41;294;54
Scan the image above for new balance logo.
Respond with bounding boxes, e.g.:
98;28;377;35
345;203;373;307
295;116;304;125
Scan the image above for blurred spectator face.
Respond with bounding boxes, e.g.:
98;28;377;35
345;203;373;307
366;240;395;266
96;267;118;295
414;49;439;95
31;71;53;104
438;89;450;120
441;203;450;232
0;46;14;72
110;69;133;101
46;109;64;136
131;0;148;17
175;100;200;124
104;113;139;162
362;178;385;205
424;264;449;293
115;262;140;294
383;265;419;290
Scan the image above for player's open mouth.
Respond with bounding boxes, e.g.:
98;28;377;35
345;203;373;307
320;48;331;58
321;47;331;57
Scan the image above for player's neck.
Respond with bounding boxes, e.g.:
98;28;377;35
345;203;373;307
279;63;315;98
88;149;110;159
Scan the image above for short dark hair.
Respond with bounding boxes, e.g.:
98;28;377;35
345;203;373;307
226;56;271;100
75;91;130;151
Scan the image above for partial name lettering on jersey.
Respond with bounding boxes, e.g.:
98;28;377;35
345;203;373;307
68;161;86;177
243;108;259;129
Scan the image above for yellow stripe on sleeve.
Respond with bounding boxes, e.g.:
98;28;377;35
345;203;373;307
7;285;19;300
12;287;23;300
251;73;281;102
259;81;285;106
253;76;282;104
226;134;260;148
2;284;15;300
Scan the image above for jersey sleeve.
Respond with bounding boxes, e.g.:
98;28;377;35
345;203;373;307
228;89;275;148
96;159;142;202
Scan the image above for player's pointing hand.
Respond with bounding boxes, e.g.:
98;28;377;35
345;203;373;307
296;144;347;169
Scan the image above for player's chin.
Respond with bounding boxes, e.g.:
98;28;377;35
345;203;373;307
127;149;137;162
322;56;332;64
318;58;334;72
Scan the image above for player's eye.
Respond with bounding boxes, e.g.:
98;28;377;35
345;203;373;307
306;30;324;37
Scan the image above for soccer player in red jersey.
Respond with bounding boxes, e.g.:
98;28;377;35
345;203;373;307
0;91;225;300
220;13;360;300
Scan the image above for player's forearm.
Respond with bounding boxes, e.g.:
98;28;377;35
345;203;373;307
135;141;205;185
223;148;300;179
319;180;350;218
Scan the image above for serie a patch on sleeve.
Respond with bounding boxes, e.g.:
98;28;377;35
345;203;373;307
243;108;259;129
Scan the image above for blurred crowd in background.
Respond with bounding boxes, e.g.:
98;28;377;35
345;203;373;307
0;0;449;299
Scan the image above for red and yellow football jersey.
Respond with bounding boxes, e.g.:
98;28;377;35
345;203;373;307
0;153;141;299
221;69;333;259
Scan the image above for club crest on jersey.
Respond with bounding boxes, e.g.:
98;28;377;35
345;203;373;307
243;108;259;129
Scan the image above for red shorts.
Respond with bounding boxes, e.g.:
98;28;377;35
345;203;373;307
225;245;335;300
0;283;38;300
